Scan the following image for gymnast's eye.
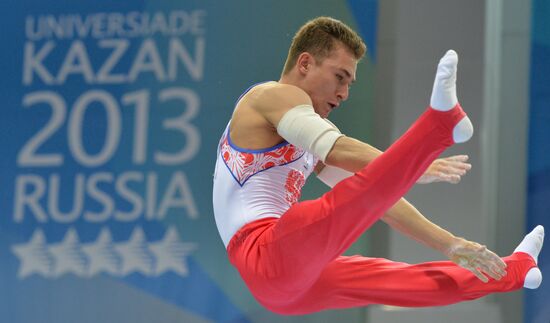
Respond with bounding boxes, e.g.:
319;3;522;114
336;74;344;81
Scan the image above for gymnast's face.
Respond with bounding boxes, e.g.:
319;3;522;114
299;43;357;118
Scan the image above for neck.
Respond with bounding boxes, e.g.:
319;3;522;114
279;70;301;86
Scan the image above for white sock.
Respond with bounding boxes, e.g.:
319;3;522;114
515;225;545;263
514;225;544;289
429;49;473;143
524;268;542;289
430;50;459;111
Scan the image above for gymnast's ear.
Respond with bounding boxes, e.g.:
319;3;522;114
296;52;315;75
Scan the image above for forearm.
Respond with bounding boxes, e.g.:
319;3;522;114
325;136;466;254
381;198;460;254
324;136;382;172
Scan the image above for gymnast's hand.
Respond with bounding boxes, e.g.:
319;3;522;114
444;237;508;282
417;155;472;184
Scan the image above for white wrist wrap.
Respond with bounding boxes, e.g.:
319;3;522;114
276;105;344;162
317;165;354;187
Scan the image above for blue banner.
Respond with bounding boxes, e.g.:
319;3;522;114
0;1;378;322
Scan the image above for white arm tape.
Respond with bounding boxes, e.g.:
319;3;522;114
317;165;354;187
276;105;344;162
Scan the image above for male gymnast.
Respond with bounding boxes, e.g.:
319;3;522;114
212;17;544;314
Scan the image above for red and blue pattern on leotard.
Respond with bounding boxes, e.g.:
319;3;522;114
220;132;305;186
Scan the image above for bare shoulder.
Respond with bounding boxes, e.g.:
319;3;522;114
247;82;312;125
229;82;309;149
251;82;311;107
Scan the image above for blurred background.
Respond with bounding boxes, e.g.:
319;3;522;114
0;0;548;322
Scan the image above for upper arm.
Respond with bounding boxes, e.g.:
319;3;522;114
251;83;313;127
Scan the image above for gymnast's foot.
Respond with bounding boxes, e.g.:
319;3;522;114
430;50;473;143
514;225;544;289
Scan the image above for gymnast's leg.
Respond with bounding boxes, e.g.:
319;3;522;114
266;226;543;315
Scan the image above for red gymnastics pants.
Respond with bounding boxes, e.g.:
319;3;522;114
226;105;537;315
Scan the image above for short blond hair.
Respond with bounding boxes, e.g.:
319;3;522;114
282;17;367;74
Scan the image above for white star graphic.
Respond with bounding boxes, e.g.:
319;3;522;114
81;228;121;277
114;227;155;276
149;227;197;276
48;228;87;278
11;229;54;279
